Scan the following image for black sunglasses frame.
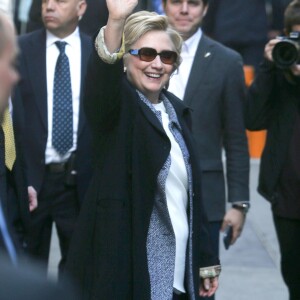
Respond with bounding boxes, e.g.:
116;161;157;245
128;47;177;65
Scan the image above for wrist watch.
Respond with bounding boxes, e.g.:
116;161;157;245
232;202;250;214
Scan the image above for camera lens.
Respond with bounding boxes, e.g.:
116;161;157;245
272;40;299;69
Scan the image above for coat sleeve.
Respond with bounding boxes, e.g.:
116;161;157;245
83;44;124;134
221;52;250;203
245;60;278;131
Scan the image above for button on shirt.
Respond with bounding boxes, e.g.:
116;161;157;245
45;28;81;164
168;28;202;100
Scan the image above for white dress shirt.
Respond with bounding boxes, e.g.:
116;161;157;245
168;28;202;100
0;0;14;17
45;28;81;164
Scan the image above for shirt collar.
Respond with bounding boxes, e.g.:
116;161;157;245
46;27;80;49
182;28;202;55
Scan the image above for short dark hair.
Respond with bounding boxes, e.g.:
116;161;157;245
284;0;300;34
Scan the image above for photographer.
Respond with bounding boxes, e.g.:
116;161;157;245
245;1;300;299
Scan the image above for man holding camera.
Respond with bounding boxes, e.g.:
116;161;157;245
246;1;300;299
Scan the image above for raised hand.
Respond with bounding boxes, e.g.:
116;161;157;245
104;0;138;53
106;0;138;21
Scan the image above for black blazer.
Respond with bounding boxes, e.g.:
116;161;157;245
12;29;93;204
181;34;249;221
66;47;219;299
0;126;29;248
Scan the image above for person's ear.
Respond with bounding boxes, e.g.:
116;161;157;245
77;0;87;19
203;3;208;17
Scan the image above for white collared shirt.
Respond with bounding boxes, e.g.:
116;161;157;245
45;28;81;164
168;28;202;100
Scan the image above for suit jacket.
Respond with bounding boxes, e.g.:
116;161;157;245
66;48;219;300
12;29;93;204
0;126;29;248
182;34;249;221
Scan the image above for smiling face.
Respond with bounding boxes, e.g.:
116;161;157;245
124;30;175;103
164;0;208;41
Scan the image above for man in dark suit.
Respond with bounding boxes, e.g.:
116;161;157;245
163;2;249;298
12;0;93;275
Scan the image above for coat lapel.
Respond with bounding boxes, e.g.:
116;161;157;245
183;35;214;106
77;32;91;138
138;99;165;135
27;30;47;130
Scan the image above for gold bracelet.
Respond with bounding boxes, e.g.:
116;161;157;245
94;26;125;64
199;265;221;279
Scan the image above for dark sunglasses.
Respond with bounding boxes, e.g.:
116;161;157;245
128;47;178;65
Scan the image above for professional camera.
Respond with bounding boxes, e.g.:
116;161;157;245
272;31;300;69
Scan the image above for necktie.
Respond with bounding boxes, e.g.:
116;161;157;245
52;41;73;156
1;108;16;171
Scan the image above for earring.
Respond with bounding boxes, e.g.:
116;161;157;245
124;66;127;73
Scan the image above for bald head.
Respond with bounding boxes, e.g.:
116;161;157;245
0;10;18;121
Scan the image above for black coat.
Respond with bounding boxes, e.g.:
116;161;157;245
245;60;300;204
66;48;219;299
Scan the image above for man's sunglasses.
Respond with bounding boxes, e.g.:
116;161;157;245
128;47;178;65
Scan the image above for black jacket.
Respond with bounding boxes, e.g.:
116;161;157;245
246;60;300;203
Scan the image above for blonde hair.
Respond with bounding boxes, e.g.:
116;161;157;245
124;11;182;70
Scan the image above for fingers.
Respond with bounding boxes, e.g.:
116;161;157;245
199;277;219;297
290;64;300;76
231;223;242;244
222;208;245;245
264;38;280;62
28;186;38;212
